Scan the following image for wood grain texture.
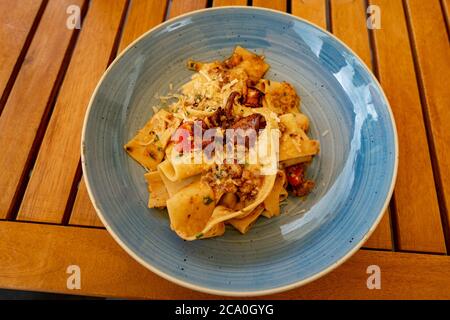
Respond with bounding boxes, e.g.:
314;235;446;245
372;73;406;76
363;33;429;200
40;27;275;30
0;0;44;109
329;0;392;250
118;0;168;52
1;221;450;299
0;0;86;219
70;0;168;228
169;0;208;19
443;0;450;30
213;0;247;6
405;0;450;246
16;0;128;223
70;180;103;227
369;0;446;253
291;0;327;30
252;0;287;11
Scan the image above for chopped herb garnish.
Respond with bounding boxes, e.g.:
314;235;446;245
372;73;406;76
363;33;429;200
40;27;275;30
203;196;213;205
196;233;204;239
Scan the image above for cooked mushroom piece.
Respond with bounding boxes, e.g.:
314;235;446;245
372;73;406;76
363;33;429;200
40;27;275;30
242;87;264;108
231;114;266;148
225;91;240;118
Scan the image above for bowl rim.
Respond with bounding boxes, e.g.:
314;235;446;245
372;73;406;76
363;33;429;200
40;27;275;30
81;6;399;297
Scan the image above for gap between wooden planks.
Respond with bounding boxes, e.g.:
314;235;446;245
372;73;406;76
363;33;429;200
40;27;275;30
16;0;128;223
369;0;446;253
67;0;392;250
0;0;87;219
0;0;46;112
403;0;450;250
0;221;449;299
328;0;393;250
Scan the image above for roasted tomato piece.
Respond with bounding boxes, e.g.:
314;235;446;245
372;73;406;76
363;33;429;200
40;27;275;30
285;164;315;196
285;164;304;187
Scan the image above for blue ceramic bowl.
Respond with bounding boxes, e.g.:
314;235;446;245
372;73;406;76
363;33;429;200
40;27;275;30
82;7;398;296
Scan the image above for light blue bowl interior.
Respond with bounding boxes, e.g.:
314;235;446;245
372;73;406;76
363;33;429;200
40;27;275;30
83;8;396;294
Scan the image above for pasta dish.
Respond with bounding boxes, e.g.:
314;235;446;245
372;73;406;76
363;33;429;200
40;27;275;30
124;47;320;240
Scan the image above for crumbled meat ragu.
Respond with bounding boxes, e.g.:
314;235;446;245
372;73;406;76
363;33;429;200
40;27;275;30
201;164;261;203
292;180;315;197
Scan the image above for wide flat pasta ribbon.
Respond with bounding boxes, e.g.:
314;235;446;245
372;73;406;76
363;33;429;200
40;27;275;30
167;172;276;240
228;205;265;234
124;109;180;170
144;171;169;208
263;170;287;218
279;113;320;165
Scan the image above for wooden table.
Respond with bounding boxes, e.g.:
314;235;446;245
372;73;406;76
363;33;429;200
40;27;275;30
0;0;449;299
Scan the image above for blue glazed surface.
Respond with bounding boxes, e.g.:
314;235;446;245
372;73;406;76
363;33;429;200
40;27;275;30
82;7;397;295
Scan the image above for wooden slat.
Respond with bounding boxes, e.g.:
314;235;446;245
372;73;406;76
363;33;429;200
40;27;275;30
291;0;327;30
213;0;247;6
118;0;168;52
329;0;392;250
17;0;128;223
169;0;208;19
252;0;287;11
369;0;446;253
404;0;450;248
1;221;450;299
69;0;168;227
0;0;44;109
0;0;86;219
70;180;103;227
